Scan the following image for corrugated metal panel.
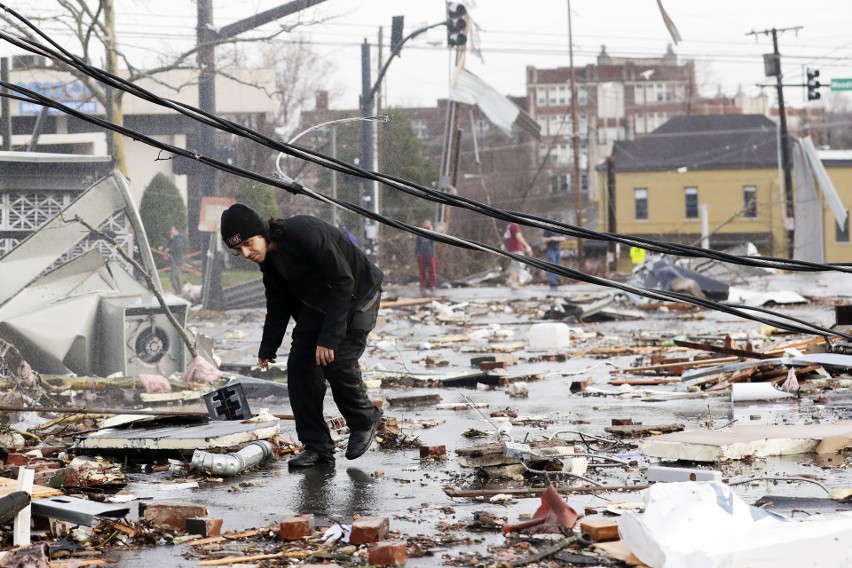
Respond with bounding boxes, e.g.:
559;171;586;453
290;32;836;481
222;277;265;310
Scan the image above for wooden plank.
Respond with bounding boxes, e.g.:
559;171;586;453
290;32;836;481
0;476;63;500
580;518;620;542
610;356;739;375
14;466;34;547
593;540;650;567
608;377;682;386
443;484;648;498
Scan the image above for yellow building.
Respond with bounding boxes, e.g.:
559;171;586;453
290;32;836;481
821;152;852;264
600;115;787;271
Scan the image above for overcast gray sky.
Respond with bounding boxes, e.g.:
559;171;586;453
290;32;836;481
8;1;852;109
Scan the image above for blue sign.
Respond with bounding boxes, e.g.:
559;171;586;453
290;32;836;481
20;101;99;115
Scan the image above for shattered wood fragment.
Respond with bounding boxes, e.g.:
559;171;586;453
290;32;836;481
579;518;620;542
604;423;685;438
612;356;739;376
189;529;262;547
673;339;775;359
386;394;442;408
608;377;681;386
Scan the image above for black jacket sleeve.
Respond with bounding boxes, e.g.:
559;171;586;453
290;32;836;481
258;270;291;359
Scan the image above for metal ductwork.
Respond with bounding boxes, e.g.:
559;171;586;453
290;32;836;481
190;440;274;477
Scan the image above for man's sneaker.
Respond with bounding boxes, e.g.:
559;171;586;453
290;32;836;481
288;448;335;469
345;408;384;460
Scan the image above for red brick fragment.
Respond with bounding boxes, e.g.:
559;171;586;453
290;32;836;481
419;445;448;460
611;418;633;426
186;516;223;538
350;516;389;545
480;360;509;371
143;502;208;531
279;514;315;541
368;541;407;566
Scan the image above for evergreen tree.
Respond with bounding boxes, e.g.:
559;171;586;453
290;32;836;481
139;173;186;249
234;178;279;221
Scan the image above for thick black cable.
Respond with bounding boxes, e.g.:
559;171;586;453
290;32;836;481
0;11;847;339
4;82;850;342
0;20;849;277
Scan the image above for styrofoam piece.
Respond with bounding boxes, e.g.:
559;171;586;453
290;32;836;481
526;322;571;351
647;465;722;483
730;383;796;402
639;421;852;462
619;481;852;568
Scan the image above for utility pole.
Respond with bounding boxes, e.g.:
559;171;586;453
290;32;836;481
194;0;327;309
747;26;800;259
360;17;445;263
567;0;583;266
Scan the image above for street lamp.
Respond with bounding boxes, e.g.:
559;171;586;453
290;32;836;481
275;114;388;227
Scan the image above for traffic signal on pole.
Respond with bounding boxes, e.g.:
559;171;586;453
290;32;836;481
807;68;821;101
447;2;467;47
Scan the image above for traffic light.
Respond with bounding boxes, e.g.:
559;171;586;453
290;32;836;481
447;2;467;47
807;68;821;101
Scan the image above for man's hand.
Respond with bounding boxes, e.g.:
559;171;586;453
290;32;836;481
258;357;276;371
316;346;335;366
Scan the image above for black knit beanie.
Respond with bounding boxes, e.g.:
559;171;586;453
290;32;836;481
220;204;268;248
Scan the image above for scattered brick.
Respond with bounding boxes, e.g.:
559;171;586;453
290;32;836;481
419;445;448;460
279;514;315;541
350;516;389;545
569;379;588;393
186;516;223;538
479;360;509;371
142;502;209;531
611;418;634;426
368;541;407;566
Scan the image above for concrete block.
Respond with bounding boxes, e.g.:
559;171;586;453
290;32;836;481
186;516;223;538
419;445;448;460
368;541;407;566
142;502;208;531
279;514;315;541
350;516;389;545
646;465;722;483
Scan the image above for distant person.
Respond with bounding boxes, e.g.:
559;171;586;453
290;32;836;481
630;246;647;266
220;204;384;468
504;222;532;288
542;228;565;289
339;224;358;246
166;225;185;294
415;218;438;296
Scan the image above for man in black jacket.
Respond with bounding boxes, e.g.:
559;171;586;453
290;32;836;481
220;204;384;468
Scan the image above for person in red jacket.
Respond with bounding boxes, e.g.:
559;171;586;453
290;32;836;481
503;222;532;288
220;204;384;468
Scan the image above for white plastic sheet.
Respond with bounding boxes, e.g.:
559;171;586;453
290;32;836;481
619;481;852;568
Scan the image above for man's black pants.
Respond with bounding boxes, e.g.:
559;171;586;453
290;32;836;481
287;298;381;458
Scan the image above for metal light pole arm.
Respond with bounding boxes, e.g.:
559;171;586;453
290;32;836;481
368;20;448;104
213;0;328;41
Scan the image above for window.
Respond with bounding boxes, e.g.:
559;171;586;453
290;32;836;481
411;119;428;140
837;211;850;243
550;173;569;194
684;187;698;219
537;87;547;106
634;188;648;220
743;186;757;218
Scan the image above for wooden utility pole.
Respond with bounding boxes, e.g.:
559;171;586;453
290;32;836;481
746;26;801;259
567;0;583;264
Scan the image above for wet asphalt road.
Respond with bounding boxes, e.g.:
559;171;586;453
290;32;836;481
113;272;852;566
